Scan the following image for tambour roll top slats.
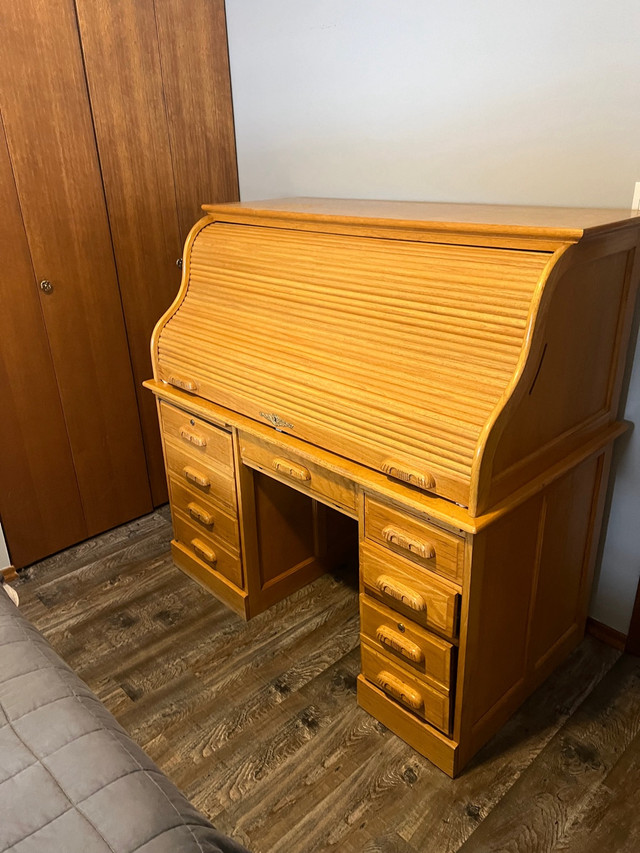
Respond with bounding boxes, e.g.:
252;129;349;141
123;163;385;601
156;220;552;507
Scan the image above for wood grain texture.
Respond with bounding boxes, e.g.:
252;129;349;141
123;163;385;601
75;0;238;506
587;617;628;652
14;512;640;853
365;495;464;583
153;201;640;517
148;200;640;779
476;232;640;513
204;197;640;244
74;0;184;506
0;0;152;536
144;378;625;537
153;0;239;240
241;430;358;516
0;115;87;566
156;221;550;509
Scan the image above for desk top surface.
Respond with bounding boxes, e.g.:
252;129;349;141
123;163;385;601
202;197;640;241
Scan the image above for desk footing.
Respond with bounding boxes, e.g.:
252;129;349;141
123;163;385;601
357;675;459;777
172;541;249;619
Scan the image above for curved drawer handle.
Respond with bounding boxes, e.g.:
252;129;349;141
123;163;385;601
375;575;426;613
167;374;198;393
374;670;423;712
187;502;215;528
382;526;435;560
272;457;311;482
183;466;211;489
179;425;207;447
375;626;424;665
381;461;435;491
190;538;217;566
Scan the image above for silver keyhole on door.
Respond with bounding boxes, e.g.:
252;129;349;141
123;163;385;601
40;280;53;294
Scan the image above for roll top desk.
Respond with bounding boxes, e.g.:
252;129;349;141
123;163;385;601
145;198;640;776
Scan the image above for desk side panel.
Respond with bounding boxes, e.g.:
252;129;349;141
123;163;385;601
457;451;610;770
474;227;640;514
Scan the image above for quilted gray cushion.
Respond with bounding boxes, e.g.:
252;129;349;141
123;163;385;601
0;588;249;853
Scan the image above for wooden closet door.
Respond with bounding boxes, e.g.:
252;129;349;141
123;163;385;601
0;118;87;568
75;0;239;505
152;0;239;239
0;0;152;549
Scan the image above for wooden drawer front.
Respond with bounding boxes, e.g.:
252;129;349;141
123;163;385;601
360;595;453;691
160;401;233;472
239;431;357;515
164;440;236;511
168;476;239;551
365;496;464;583
361;542;460;640
361;641;451;734
173;510;242;588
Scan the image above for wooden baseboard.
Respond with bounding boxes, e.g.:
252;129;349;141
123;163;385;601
1;566;17;582
586;617;627;651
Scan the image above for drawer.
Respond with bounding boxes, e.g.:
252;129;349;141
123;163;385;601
168;476;240;551
160;401;233;473
365;496;464;583
361;641;451;734
239;431;357;515
172;510;242;588
164;440;236;511
360;595;453;691
361;541;460;640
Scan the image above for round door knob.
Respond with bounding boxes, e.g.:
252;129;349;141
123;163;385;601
176;258;183;269
40;280;53;294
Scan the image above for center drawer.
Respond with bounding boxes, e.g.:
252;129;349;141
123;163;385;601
239;431;357;516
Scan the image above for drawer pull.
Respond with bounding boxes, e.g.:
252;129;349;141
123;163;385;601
375;626;424;664
167;374;198;393
375;575;426;613
179;425;207;447
272;457;311;482
183;466;210;489
381;461;435;491
382;526;435;560
187;502;215;528
374;670;423;712
190;538;217;566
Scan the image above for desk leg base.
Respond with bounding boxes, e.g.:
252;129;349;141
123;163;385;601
172;540;249;619
357;674;459;777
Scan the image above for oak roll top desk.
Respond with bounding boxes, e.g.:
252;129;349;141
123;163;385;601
145;198;640;776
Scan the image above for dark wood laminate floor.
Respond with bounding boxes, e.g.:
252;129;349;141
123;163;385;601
12;508;640;853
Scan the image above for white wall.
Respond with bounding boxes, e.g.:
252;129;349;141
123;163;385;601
225;0;640;632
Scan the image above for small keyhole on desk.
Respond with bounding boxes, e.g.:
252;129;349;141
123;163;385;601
190;419;195;426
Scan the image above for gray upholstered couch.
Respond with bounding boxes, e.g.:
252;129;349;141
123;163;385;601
0;586;249;853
